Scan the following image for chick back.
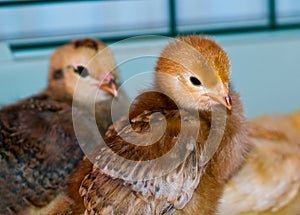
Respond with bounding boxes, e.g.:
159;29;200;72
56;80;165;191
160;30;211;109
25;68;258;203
0;94;84;214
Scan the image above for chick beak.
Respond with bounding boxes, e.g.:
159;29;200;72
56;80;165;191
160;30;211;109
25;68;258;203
98;74;118;97
205;93;232;110
224;95;232;109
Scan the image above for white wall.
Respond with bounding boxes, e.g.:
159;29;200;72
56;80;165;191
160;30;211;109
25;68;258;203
0;30;299;118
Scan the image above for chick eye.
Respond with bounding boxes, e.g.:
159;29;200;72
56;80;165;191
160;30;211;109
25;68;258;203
53;69;64;80
190;76;202;86
74;66;89;78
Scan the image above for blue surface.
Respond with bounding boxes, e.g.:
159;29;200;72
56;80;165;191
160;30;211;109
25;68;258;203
0;30;300;118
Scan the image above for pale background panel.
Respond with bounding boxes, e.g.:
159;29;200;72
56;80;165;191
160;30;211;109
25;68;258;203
0;30;300;118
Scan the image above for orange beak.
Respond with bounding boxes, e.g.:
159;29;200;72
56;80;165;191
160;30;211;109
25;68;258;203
99;73;118;97
204;93;232;110
224;95;232;109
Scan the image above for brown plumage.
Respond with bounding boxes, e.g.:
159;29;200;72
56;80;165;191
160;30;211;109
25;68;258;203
218;111;300;215
0;95;89;215
46;157;93;215
0;38;122;215
51;35;248;215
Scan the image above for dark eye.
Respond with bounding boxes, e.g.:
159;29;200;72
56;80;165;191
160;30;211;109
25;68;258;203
190;76;202;86
53;69;64;80
74;66;89;78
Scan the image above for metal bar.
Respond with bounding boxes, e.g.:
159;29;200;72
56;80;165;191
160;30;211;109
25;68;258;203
179;26;270;36
0;0;128;7
168;0;177;36
268;0;276;29
13;23;300;52
5;0;300;52
9;33;171;51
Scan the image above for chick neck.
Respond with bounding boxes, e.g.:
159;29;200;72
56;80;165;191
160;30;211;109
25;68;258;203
179;89;249;215
42;86;73;106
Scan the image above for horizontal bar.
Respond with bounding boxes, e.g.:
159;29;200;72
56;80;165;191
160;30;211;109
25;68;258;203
0;0;129;7
183;26;270;36
11;23;300;52
9;33;171;51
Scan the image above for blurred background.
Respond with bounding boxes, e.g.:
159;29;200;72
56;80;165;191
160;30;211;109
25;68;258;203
0;0;299;118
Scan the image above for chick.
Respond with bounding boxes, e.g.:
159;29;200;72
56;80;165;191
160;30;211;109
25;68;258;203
0;38;121;215
218;111;300;215
48;38;124;132
53;35;248;215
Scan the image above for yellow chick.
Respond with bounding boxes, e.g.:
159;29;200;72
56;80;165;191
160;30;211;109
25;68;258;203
218;111;300;215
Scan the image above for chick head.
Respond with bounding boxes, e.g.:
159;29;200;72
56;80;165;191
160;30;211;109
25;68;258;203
48;38;119;102
155;35;232;111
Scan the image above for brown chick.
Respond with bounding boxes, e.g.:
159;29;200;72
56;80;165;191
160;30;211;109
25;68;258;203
48;38;127;133
0;38;121;215
218;111;300;215
55;35;248;215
